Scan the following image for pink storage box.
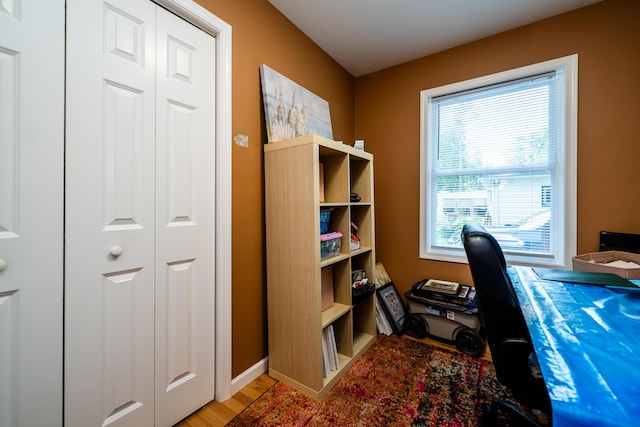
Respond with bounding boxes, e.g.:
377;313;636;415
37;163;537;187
320;232;342;260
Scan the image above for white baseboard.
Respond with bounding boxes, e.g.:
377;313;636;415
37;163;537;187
230;356;269;396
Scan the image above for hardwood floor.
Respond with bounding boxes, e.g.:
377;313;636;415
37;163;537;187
175;335;490;426
175;374;277;427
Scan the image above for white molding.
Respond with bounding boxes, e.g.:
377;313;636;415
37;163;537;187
561;54;579;268
230;357;269;396
154;0;234;402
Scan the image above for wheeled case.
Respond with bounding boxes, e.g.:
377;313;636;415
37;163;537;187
403;282;485;357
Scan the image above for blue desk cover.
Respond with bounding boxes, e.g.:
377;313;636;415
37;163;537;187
508;266;640;427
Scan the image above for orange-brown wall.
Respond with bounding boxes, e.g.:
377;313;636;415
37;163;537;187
194;0;355;377
194;0;640;378
356;0;640;296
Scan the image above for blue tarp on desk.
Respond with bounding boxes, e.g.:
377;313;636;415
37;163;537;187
508;266;640;427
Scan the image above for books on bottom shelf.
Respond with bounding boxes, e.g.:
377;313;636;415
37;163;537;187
322;324;340;377
322;331;330;377
375;299;393;336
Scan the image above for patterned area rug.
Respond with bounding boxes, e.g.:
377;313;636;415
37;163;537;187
228;334;527;426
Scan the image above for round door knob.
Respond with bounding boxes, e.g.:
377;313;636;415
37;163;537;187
0;259;7;272
110;246;123;257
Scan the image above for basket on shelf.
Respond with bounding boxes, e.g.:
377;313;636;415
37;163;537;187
352;283;375;305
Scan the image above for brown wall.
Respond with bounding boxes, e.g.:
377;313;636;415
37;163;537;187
195;0;355;377
356;0;640;296
195;0;640;378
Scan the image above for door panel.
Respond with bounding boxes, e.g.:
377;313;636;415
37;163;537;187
0;48;18;236
155;5;216;425
103;81;148;229
163;259;197;391
66;0;156;425
100;268;149;426
0;0;64;425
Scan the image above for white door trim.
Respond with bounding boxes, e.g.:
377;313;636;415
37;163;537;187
154;0;233;401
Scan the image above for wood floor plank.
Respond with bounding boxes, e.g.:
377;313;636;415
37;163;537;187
176;373;276;426
218;395;249;415
176;403;234;427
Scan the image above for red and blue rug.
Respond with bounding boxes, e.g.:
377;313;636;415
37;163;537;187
228;334;535;426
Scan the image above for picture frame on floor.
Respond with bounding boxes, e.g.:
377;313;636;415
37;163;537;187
377;282;407;335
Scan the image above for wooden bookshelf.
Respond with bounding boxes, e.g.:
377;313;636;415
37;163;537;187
264;134;376;399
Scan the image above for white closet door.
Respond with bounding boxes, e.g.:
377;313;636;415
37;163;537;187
0;1;64;426
66;0;216;425
65;0;157;425
154;6;216;426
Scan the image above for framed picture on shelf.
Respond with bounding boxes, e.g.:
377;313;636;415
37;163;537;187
376;282;407;335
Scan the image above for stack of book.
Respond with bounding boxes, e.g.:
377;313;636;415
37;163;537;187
321;325;339;377
408;279;478;313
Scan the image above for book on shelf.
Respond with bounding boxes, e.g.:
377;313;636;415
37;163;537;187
322;325;339;376
322;331;329;377
328;325;339;370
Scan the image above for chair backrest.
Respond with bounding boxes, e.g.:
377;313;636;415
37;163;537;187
461;223;532;386
599;231;640;253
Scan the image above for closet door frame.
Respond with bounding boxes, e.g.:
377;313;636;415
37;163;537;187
154;0;233;401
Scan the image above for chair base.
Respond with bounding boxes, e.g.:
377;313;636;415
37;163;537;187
481;400;542;427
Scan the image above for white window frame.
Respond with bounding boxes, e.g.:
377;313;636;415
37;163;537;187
419;55;578;268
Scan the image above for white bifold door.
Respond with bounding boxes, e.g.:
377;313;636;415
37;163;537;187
0;1;64;426
65;0;216;426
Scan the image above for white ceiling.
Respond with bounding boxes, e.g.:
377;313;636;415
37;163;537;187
268;0;601;77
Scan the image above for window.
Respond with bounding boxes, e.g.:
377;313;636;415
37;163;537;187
420;55;577;268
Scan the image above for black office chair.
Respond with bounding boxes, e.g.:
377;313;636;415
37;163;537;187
461;223;550;426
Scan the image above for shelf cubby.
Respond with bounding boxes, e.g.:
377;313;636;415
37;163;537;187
350;205;374;250
349;156;372;203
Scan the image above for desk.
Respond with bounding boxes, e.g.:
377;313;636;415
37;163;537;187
508;266;640;427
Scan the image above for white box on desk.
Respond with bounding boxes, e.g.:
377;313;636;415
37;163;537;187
572;250;640;279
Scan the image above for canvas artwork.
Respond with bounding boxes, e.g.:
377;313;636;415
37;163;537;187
260;64;333;143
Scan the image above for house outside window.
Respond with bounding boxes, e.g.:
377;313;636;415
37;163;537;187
541;185;551;207
419;55;577;268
